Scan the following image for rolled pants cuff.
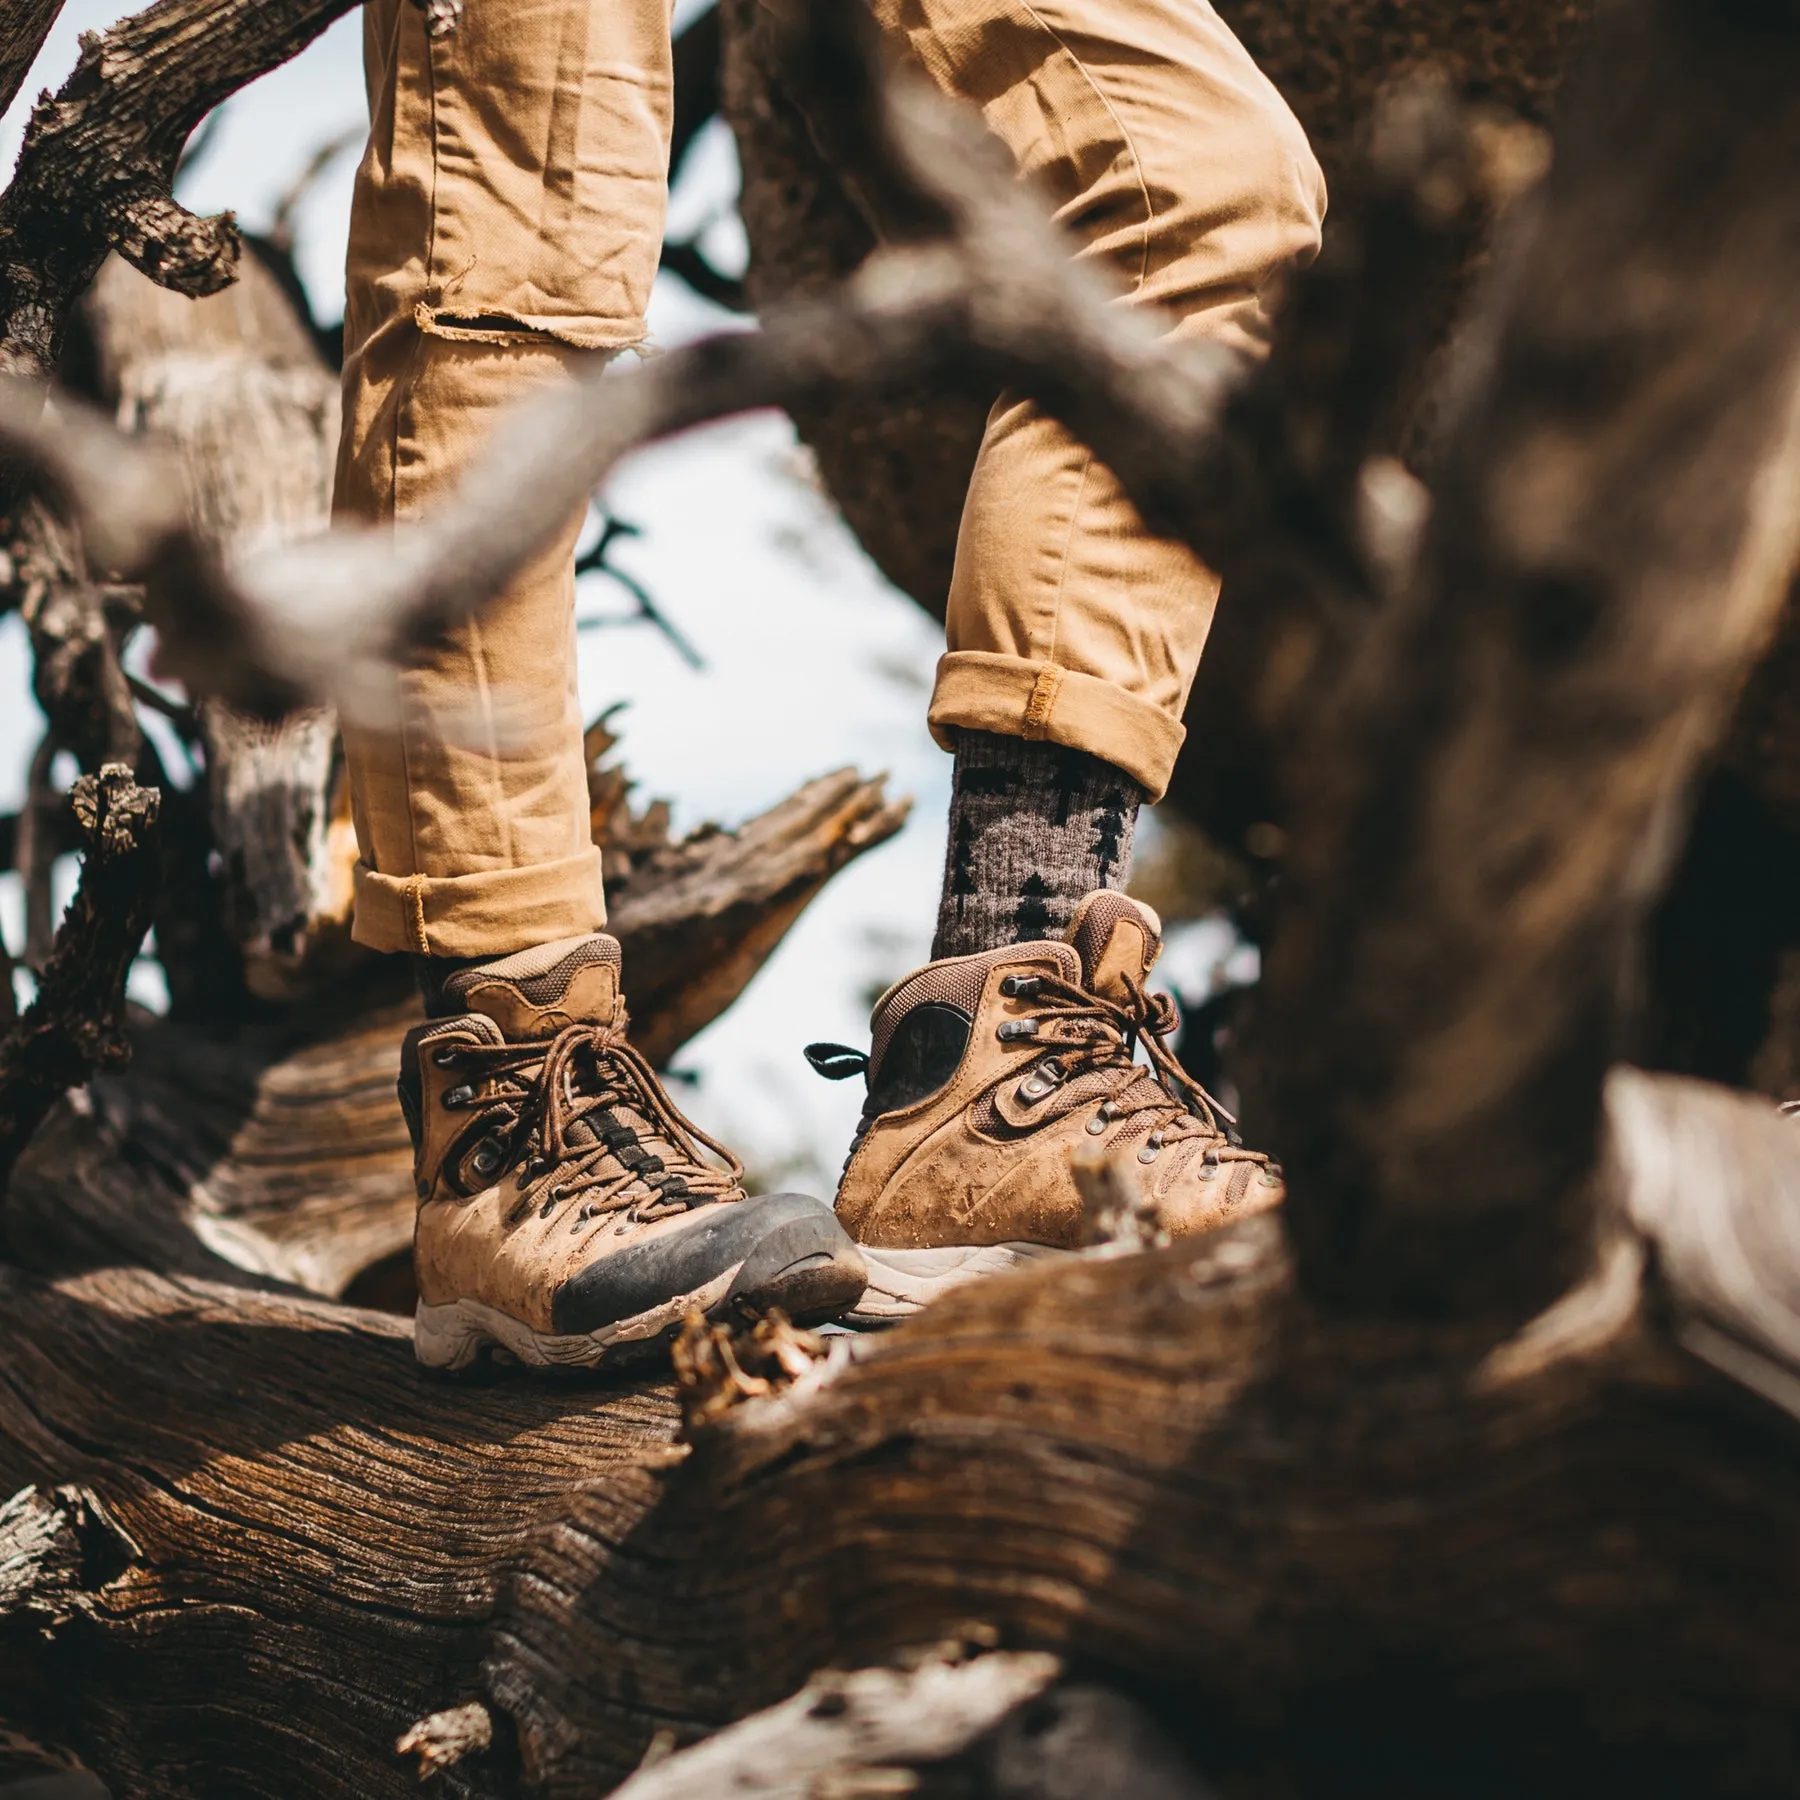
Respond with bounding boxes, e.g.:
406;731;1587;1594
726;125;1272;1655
927;653;1185;801
351;848;608;958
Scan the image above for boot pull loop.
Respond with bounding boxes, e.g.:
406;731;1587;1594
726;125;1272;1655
805;1043;870;1083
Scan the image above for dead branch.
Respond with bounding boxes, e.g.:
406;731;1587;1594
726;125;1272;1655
608;768;910;1066
0;0;67;121
84;249;348;1001
603;1648;1065;1800
0;0;359;381
0;763;158;1196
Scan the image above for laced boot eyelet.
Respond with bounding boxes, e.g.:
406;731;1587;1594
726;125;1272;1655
997;1019;1040;1043
468;1136;507;1180
1086;1102;1115;1137
1137;1131;1165;1166
1000;975;1041;1000
441;1084;476;1110
539;1185;563;1218
431;1047;463;1069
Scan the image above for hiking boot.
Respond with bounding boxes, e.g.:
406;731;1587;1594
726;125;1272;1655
812;892;1282;1323
400;933;867;1369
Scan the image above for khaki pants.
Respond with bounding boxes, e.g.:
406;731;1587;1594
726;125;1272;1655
337;0;1324;958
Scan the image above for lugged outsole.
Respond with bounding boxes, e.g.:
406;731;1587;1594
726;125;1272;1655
414;1239;870;1373
843;1241;1068;1327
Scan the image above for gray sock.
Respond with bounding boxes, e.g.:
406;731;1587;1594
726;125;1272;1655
932;729;1143;960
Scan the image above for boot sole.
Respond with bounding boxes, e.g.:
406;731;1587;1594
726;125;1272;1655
844;1242;1069;1327
414;1226;869;1373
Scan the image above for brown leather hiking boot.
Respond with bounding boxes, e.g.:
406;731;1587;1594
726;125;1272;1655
400;933;866;1369
811;892;1282;1323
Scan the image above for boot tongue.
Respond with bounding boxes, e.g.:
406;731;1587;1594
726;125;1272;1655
1065;890;1163;1003
443;933;624;1040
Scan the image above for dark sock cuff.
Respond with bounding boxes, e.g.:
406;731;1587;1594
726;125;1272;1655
933;729;1143;961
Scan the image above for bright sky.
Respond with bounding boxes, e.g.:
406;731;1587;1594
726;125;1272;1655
0;1;953;1192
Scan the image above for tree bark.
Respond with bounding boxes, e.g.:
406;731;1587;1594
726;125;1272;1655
0;765;158;1196
0;0;68;122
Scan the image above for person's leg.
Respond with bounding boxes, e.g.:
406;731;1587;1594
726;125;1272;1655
912;0;1326;950
825;0;1323;1317
341;0;864;1367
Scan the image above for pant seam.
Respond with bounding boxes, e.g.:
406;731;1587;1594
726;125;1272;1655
1012;0;1155;297
996;7;1152;703
1044;445;1093;673
393;4;447;888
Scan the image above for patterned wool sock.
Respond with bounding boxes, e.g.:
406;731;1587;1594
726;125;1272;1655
931;728;1143;960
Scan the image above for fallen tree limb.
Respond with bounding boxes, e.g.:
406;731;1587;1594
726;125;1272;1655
3;1071;1800;1799
602;1646;1064;1800
0;764;157;1196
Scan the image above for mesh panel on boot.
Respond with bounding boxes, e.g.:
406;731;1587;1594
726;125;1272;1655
869;950;1000;1077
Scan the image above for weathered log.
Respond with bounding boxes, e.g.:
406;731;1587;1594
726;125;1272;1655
3;1072;1800;1799
0;1263;679;1798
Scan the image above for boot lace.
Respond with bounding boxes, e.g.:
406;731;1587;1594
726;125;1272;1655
1000;970;1272;1167
438;1020;745;1224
